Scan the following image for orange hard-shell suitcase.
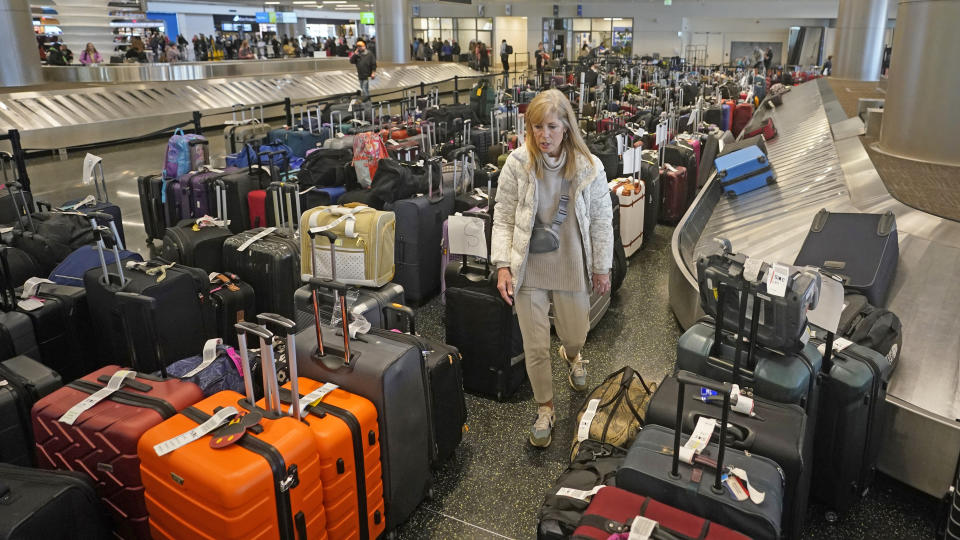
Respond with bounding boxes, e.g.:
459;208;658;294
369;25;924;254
256;314;386;540
137;320;327;540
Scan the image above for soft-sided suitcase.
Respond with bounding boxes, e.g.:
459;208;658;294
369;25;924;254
810;331;892;514
32;365;204;539
301;186;347;210
647;375;812;540
714;144;777;196
48;240;143;288
836;292;902;366
377;303;466;468
616;372;785;540
137;321;327;540
137;174;172;242
222;228;300;320
720;102;732;132
162;337;246;397
731;103;754;137
610;179;645;257
0;355;61;466
58;160;126;248
294;278;433;532
793;209;899;307
658;164;688;224
0;463;112;539
744;117;778;141
299;205;396;288
572;485;751;540
536;440;627;540
389;158;454;304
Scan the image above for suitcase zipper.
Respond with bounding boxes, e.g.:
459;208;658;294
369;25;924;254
67;380;176;418
307;402;371;538
718;165;773;187
182;406;300;540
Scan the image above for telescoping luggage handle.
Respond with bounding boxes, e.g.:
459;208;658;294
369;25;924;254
87;211;127;286
115;292;168;378
234;320;295;420
305;228;354;365
673;370;732;494
2;178;34;233
256;313;302;421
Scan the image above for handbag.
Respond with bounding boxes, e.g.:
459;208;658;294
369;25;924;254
529;177;571;254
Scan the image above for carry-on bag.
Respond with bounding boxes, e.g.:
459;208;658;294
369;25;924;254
639;151;660;247
835;292;902;365
299;204;395;288
714;145;777;196
262;312;386;540
663;140;698;206
609;178;645;257
31;317;204;540
48;217;143;288
616;371;785;540
0;463;111;539
571;485;751;540
208;272;256;348
658;164;688;224
137;173;174;242
7;198;96;277
58;158;126;247
294;274;433;532
0;153;35;227
159;178;232;274
163;128;207;179
731;103;754;137
0;253;40;365
536;440;627;540
744;117;778;141
809;330;892;514
0;355;61;467
219;159;272;234
137;321;327;540
221;226;300;320
793;209;899;307
162;337;246;397
570;366;655;461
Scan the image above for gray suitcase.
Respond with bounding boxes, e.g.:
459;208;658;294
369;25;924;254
294;274;432;532
616;372;785;540
0;355;61;466
293;281;404;332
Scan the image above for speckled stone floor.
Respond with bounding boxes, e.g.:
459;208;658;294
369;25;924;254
21;126;945;540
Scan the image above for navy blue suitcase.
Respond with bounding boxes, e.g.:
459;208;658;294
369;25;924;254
59;159;126;248
47;214;142;287
714;145;776;196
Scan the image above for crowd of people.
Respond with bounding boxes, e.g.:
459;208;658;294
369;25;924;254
37;30;374;65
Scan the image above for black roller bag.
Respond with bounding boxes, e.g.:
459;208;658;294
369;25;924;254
137;174;175;242
794;209;899;307
0;355;61;466
219;159;272;234
616;371;785;540
208;272;256;348
0;463;111;539
159;177;232;274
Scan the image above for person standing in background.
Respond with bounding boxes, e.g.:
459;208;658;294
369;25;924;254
350;37;377;101
823;55;833;76
500;39;510;72
763;47;773;71
79;43;102;65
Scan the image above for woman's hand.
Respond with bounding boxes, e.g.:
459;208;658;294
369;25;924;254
592;273;611;296
497;267;514;306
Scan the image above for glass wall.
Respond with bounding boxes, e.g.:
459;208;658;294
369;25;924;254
543;17;633;61
412;17;493;48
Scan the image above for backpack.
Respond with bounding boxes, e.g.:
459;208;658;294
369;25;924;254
838;293;903;367
570;366;656;461
505;44;514;55
164;128;207;179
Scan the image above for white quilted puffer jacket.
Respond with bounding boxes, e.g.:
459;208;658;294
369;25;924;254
491;148;614;290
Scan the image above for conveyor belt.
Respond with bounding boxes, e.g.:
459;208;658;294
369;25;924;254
0;62;480;150
669;78;960;498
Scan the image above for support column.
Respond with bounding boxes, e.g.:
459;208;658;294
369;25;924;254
0;0;42;86
832;0;888;80
374;0;409;64
877;0;960;166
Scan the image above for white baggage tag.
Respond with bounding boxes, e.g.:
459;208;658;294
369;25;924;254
628;516;658;540
21;277;55;299
152;406;239;457
817;336;854;356
622;148;637;176
59;370;136;425
556;485;605;502
82;153;102;186
576;398;601;442
17;297;45;311
183;338;223;378
680;416;717;463
616;134;626;156
728;467;766;504
298;382;339;416
765;263;790;297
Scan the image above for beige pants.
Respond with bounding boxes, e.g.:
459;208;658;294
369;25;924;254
515;287;591;404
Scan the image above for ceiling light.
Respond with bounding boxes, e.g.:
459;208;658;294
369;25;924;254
264;1;280;3
323;1;347;3
293;1;316;4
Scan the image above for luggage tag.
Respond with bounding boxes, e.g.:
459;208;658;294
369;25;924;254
627;515;658;540
21;277;55;299
764;263;790;297
153;406;239;456
678;416;716;465
722;472;750;502
183;338;224;378
209;410;264;449
59;370;136;425
727;467;766;504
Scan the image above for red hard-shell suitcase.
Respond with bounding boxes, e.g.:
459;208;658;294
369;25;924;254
572;486;750;540
658;164;688;224
31;366;203;539
731;103;754;137
247;189;268;229
745;117;778;141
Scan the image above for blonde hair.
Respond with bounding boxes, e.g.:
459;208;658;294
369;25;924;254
524;89;594;180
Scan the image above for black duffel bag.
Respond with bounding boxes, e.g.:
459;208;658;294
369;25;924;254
12;208;94;275
297;148;353;188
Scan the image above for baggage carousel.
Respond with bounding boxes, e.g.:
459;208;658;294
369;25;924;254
669;78;960;499
0;62;480;151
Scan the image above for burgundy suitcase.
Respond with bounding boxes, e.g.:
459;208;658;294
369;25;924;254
30;365;203;539
658;164;688;224
745;118;778;141
572;486;751;540
731;103;754;137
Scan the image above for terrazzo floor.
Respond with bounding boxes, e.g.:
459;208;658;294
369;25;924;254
16;126;945;540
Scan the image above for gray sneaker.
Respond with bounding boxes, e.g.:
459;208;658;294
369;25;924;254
560;345;588;391
529;406;555;447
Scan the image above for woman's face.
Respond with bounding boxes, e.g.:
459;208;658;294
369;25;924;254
533;113;565;157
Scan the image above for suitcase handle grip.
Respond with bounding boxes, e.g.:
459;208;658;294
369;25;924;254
86;211;113;222
382;303;416;334
674;369;731;493
256;313;301;420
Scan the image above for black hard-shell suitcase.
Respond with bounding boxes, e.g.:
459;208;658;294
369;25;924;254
0;355;61;466
794;209;899;306
208;272;256;348
219;162;271;234
640;151;660;243
617;373;785;540
222;228;300;320
0;251;39;362
83;224;215;371
389;158;454;304
0;463;111;539
137;174;173;242
810;331;892;514
294;278;433;532
377;303;466;467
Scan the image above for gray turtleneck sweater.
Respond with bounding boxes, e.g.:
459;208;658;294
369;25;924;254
524;151;588;292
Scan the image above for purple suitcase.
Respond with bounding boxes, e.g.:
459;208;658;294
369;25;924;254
187;169;225;218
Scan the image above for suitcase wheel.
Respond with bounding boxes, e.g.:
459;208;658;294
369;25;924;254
766;176;777;185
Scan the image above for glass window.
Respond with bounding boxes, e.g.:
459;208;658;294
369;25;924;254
477;30;492;47
428;18;440;30
479;18;493;31
412;18;427;30
572;18;590;32
592;19;611;32
458;18;475;31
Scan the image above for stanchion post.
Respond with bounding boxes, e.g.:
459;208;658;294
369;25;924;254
284;97;293;127
192;111;203;135
454;76;459;104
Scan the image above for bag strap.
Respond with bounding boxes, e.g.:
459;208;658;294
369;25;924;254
545;177;571;234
